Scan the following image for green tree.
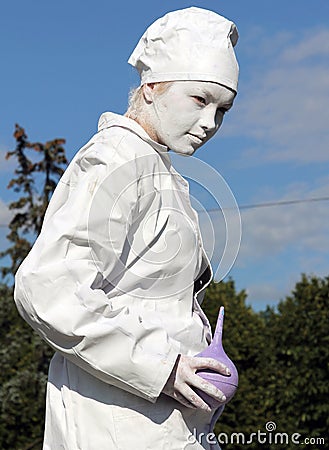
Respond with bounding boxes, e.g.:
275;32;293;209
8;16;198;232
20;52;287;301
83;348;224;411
0;125;67;450
262;274;329;444
0;283;53;450
0;124;67;278
202;275;329;450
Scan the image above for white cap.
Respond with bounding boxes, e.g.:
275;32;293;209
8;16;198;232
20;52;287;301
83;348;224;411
128;7;239;92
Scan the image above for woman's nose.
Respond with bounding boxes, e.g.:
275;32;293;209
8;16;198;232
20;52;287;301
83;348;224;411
200;107;222;132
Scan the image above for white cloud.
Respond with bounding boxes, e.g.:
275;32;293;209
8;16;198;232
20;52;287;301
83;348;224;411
245;282;288;308
198;178;329;307
281;29;329;62
237;181;329;263
0;148;16;173
225;27;329;164
0;198;13;256
198;178;329;268
0;198;12;226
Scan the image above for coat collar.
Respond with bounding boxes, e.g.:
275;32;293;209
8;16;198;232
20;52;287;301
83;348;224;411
97;112;169;155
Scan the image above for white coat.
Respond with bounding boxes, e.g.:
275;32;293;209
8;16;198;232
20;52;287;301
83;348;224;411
14;112;222;449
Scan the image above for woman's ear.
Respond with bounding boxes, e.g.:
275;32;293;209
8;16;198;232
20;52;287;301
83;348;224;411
142;83;156;103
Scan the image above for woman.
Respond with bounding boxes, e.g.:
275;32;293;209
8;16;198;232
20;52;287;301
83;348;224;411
14;7;239;450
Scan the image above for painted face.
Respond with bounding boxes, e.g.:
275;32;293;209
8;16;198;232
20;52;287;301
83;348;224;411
145;81;236;155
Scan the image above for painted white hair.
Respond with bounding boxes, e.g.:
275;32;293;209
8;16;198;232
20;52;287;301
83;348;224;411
125;82;173;119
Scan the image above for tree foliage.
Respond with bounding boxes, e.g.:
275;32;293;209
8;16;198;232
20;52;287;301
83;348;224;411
0;125;67;450
262;275;329;441
0;124;67;278
202;275;329;449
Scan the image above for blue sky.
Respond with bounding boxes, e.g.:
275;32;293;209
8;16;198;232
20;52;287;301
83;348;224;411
1;0;328;310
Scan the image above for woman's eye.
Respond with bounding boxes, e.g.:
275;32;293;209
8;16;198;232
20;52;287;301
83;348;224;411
193;96;206;105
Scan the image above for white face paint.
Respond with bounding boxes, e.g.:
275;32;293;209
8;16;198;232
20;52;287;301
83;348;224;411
143;81;236;155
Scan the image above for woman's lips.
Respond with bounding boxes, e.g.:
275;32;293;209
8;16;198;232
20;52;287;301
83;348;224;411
187;133;205;145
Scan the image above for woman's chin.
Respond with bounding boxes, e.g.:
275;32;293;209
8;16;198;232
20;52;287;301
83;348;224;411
169;144;200;156
170;149;194;156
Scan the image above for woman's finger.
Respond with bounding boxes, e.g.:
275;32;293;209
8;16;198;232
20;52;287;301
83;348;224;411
189;374;226;403
172;391;197;409
178;383;212;412
192;357;231;375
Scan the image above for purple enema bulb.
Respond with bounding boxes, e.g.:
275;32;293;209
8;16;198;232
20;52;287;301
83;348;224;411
195;306;238;409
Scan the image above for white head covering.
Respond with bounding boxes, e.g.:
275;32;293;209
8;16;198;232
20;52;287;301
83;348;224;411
128;7;239;92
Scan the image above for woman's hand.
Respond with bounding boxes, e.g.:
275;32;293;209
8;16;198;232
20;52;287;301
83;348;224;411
162;354;230;412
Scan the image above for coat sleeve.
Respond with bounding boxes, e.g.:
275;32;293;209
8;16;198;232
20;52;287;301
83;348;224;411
14;141;180;402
